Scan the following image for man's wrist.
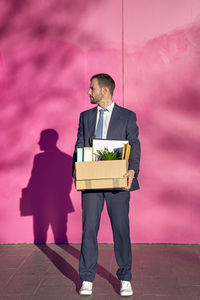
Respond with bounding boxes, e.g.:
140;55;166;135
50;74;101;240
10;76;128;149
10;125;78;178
128;169;135;177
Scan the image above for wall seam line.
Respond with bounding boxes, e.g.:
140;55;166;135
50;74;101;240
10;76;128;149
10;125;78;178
122;0;125;107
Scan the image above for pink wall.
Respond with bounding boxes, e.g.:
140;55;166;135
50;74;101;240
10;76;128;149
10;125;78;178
0;0;200;243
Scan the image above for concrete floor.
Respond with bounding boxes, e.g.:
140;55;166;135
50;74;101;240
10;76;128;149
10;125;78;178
0;244;200;300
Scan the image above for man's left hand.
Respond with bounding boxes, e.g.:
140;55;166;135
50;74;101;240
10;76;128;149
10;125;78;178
123;170;135;191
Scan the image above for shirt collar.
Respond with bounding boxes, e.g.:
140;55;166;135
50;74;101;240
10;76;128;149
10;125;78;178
97;101;115;112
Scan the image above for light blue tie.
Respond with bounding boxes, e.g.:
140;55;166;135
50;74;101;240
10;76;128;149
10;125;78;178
95;109;105;138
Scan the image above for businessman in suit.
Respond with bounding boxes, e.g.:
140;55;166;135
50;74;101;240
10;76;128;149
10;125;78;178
73;73;141;296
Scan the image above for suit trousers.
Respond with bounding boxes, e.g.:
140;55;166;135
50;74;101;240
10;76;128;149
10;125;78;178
79;190;132;282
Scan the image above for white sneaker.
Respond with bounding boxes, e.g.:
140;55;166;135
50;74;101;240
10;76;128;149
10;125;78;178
120;281;133;296
79;281;93;296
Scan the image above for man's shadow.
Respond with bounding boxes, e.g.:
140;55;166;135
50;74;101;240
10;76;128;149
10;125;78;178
20;128;74;243
36;244;82;292
36;244;120;294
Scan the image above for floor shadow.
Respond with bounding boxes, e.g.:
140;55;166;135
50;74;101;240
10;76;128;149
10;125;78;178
36;244;82;292
20;129;74;243
58;244;120;294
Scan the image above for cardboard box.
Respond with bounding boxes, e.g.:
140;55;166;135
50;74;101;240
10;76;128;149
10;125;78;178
75;160;128;190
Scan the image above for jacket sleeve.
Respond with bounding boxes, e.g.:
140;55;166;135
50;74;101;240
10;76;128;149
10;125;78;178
126;112;141;176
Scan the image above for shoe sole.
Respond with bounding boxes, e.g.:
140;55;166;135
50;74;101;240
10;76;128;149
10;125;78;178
79;291;92;296
120;291;133;296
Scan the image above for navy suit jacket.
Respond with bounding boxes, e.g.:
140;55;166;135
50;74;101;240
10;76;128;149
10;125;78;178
73;103;141;191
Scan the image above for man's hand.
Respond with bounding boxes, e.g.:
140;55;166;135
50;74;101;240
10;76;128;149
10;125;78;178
123;170;135;191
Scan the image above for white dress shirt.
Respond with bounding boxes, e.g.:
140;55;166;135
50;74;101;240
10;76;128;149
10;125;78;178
95;102;115;139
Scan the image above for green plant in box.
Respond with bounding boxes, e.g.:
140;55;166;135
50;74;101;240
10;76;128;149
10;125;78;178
97;147;121;160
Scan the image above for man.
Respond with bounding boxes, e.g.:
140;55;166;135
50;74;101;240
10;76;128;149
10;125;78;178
73;73;140;296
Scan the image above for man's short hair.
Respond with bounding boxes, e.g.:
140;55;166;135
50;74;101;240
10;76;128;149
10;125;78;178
91;73;115;95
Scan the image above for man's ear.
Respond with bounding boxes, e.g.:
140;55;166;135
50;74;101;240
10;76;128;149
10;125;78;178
102;86;108;95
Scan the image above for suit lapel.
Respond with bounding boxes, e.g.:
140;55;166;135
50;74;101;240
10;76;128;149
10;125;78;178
107;104;122;139
88;107;97;138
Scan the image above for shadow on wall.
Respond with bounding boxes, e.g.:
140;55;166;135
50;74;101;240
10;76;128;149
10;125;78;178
0;0;99;45
0;0;103;172
20;129;74;243
125;21;200;241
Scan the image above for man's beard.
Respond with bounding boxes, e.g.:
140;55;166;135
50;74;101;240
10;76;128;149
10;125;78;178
90;92;103;104
90;97;96;104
